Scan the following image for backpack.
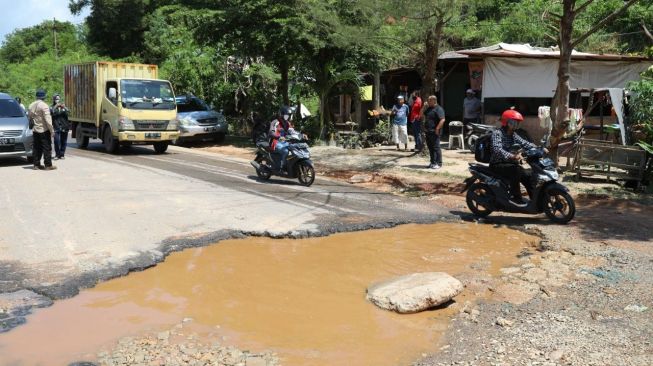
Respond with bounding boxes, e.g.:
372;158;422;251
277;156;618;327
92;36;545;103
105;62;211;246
474;132;493;163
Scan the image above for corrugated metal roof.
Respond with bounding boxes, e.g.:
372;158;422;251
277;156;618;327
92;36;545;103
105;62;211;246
440;43;650;62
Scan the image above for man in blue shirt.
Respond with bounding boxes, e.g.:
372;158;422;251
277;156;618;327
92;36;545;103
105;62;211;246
391;95;409;151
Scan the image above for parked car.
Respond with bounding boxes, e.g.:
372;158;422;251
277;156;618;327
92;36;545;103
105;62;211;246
175;95;227;143
0;93;33;163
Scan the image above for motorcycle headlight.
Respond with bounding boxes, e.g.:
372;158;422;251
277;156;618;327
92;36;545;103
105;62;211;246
548;170;559;180
118;116;135;131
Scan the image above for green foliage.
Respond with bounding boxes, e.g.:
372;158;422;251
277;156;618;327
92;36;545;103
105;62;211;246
0;20;86;64
628;68;653;152
0;20;98;104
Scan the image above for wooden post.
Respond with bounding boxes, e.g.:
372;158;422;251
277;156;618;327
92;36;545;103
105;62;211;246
373;71;380;110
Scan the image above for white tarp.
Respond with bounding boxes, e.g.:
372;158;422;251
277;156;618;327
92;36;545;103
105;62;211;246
483;57;652;99
607;88;626;145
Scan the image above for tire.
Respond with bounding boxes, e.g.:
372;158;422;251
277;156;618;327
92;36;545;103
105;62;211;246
297;160;315;187
153;142;169;154
26;156;34;164
468;135;478;153
466;182;494;217
103;125;119;154
214;133;226;143
543;188;575;224
255;155;272;180
76;125;89;149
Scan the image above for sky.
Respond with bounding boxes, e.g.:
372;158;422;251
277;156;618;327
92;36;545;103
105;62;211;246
0;0;90;43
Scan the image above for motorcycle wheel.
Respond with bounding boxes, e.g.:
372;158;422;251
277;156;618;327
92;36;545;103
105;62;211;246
468;136;478;153
297;161;315;187
255;156;272;180
466;182;494;217
543;188;575;224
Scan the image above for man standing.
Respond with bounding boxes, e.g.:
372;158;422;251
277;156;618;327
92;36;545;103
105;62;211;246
421;95;445;169
463;89;482;126
28;89;56;170
391;95;409;151
51;94;70;160
409;90;423;152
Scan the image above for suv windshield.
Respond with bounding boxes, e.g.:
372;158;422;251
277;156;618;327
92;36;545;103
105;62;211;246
176;97;210;113
0;99;24;119
120;80;175;110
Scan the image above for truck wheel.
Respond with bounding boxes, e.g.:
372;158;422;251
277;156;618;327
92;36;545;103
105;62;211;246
103;126;119;154
153;142;169;154
76;125;89;149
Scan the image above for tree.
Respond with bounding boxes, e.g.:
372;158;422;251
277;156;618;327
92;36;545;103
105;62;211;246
389;0;466;97
69;0;168;58
544;0;642;161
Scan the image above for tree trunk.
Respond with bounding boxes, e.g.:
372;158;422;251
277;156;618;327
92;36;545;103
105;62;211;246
549;0;576;164
279;59;290;106
420;19;444;98
373;71;381;109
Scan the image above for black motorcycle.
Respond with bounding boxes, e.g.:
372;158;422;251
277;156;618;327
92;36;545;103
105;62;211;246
251;134;316;187
462;147;576;224
466;123;533;153
465;123;495;153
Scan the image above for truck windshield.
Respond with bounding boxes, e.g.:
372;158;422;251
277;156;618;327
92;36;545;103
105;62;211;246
0;99;24;119
120;80;175;110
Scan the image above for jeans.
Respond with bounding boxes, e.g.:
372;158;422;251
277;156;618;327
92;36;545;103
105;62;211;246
54;130;68;158
274;140;289;170
33;131;53;167
425;131;442;165
412;119;423;150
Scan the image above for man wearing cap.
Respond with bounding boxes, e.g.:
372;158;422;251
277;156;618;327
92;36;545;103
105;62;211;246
28;89;56;170
463;89;482;126
390;95;409;151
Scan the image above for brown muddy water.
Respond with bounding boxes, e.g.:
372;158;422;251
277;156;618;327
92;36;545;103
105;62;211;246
0;223;537;366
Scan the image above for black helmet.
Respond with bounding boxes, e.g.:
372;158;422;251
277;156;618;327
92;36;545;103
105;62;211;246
279;105;292;121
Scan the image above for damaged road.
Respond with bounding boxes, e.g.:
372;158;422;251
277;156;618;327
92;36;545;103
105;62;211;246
0;143;452;331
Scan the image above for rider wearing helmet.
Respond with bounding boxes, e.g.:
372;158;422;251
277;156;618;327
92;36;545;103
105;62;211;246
490;108;537;205
269;106;296;171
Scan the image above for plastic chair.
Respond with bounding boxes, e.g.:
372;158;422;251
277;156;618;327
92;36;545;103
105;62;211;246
448;121;465;150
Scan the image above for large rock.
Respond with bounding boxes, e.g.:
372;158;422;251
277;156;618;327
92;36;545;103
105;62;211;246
366;272;463;313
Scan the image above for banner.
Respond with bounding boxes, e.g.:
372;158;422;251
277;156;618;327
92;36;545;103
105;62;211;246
468;61;484;91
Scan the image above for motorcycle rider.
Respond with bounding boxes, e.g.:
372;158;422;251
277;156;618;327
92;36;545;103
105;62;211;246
490;109;538;206
269;106;296;171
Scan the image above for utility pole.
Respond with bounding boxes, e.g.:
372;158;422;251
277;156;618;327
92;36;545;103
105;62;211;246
53;18;58;60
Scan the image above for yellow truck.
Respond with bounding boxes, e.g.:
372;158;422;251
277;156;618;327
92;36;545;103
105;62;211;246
64;62;179;154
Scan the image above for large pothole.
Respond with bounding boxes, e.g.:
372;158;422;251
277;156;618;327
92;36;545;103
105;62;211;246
0;223;538;366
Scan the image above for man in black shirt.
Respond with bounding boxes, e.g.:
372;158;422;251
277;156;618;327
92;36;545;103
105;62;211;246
421;95;445;169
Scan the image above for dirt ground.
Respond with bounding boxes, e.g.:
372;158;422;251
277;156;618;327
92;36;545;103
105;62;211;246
69;137;651;366
185;138;653;366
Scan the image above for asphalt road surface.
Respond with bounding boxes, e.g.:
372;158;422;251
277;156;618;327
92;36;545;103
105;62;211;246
0;140;453;299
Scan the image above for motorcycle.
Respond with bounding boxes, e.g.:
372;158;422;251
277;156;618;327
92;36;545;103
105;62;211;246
465;122;495;153
250;134;316;187
466;123;533;153
461;146;576;224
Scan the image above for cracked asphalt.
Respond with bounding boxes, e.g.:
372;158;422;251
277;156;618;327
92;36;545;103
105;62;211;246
0;141;453;305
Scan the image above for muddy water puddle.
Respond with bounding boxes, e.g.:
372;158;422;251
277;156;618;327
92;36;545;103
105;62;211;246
0;223;537;365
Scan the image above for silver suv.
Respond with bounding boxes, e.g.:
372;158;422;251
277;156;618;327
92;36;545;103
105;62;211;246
0;93;33;163
175;95;228;143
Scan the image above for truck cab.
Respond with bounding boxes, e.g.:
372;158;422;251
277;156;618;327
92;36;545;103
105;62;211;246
66;62;179;154
99;78;178;153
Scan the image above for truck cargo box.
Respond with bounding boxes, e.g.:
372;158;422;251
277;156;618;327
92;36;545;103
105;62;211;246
64;62;159;126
